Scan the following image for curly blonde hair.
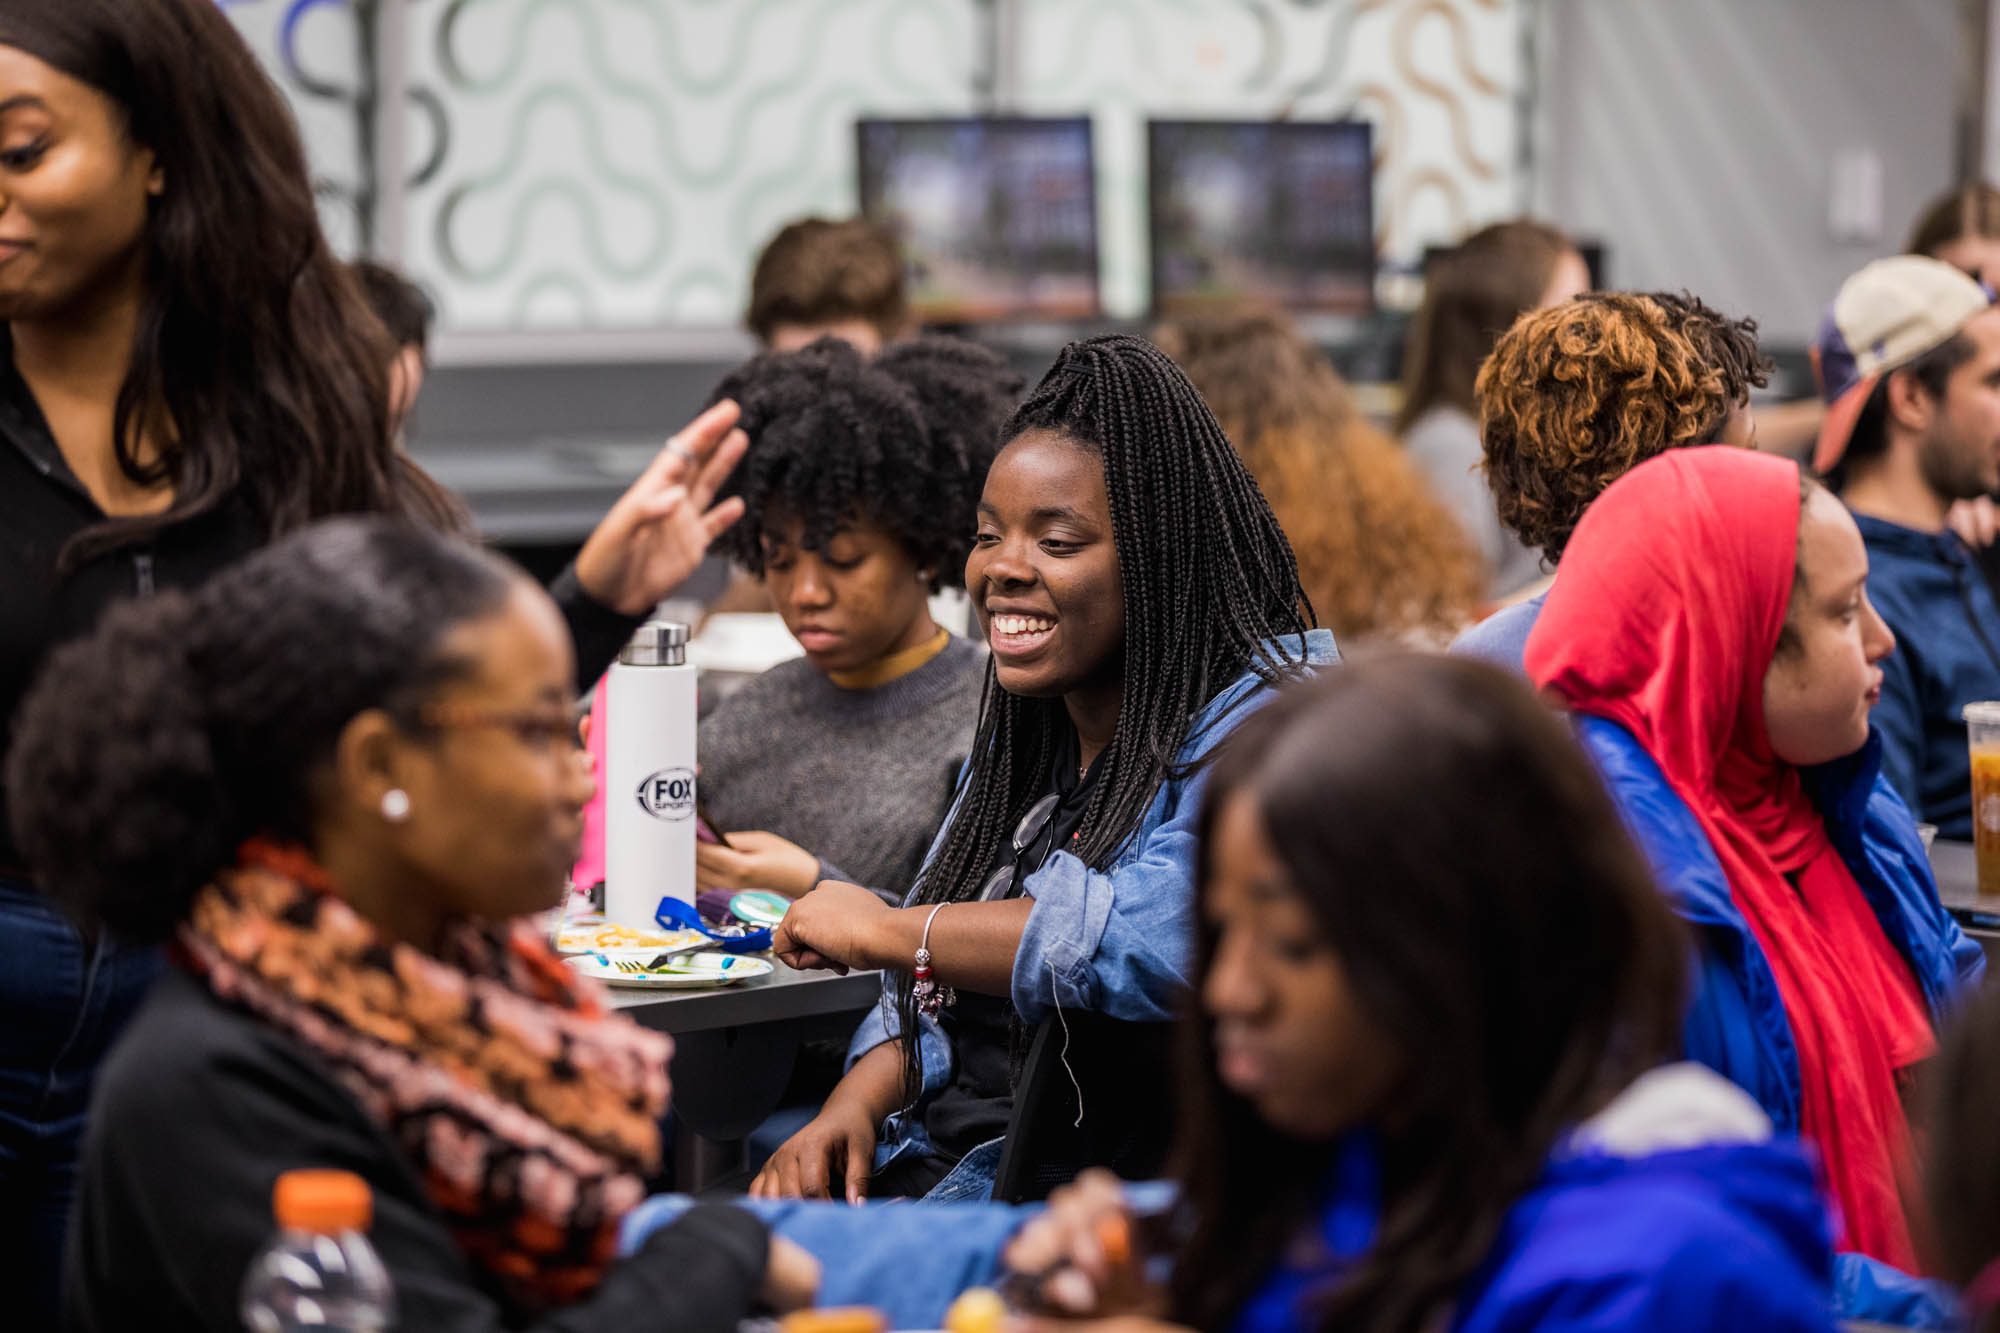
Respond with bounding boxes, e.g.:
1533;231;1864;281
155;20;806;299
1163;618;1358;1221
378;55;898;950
1477;292;1728;563
1156;308;1482;643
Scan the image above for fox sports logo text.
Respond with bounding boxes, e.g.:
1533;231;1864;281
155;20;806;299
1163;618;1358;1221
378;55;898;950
636;768;695;820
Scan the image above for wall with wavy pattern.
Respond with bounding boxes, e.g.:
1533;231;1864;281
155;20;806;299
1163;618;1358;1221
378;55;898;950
227;0;1530;332
220;0;374;254
1015;0;1527;317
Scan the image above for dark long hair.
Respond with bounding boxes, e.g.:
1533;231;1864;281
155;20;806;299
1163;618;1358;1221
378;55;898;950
0;0;464;563
1395;219;1574;436
1155;305;1482;643
1171;656;1687;1333
895;333;1313;1096
6;518;518;943
1923;972;2000;1329
1907;183;2000;262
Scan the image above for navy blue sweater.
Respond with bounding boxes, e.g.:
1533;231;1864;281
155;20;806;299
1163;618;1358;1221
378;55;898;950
1853;511;2000;839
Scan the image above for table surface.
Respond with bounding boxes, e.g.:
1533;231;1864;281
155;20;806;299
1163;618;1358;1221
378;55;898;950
1931;838;1999;920
600;842;1987;1034
604;956;881;1034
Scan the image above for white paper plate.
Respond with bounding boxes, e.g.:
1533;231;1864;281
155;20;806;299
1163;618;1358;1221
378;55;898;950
569;950;773;989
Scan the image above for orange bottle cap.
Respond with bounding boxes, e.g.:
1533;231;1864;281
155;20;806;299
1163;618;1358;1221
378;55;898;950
778;1308;888;1333
273;1169;372;1234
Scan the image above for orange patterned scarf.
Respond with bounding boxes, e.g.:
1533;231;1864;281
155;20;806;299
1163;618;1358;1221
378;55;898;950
177;839;670;1310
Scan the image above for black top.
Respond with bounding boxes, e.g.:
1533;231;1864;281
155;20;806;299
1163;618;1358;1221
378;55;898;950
923;729;1098;1161
68;967;771;1333
0;347;642;870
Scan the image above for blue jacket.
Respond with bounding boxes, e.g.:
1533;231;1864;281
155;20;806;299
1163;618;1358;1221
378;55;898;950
1577;716;1982;1328
1454;1144;1830;1333
1853;511;2000;839
847;630;1340;1184
1238;1103;1835;1333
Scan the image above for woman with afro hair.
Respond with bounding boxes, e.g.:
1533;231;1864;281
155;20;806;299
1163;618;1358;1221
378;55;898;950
681;336;1022;900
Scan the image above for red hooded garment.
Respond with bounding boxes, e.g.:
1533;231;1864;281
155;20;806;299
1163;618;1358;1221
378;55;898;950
1526;446;1931;1269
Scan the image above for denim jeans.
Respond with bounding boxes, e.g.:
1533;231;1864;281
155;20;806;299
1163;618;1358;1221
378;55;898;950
622;1189;1029;1330
620;1177;1178;1331
0;873;162;1326
922;1137;1004;1202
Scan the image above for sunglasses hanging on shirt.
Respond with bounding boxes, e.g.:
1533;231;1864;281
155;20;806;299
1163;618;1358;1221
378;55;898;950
976;792;1064;902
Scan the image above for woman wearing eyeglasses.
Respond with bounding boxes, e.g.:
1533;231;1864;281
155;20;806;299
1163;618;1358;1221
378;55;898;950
8;519;819;1333
753;335;1337;1203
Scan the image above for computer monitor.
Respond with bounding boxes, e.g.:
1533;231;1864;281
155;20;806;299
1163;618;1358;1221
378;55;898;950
1148;119;1375;316
855;116;1101;323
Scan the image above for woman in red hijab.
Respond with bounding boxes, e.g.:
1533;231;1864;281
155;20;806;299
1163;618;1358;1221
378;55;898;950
1527;446;1982;1285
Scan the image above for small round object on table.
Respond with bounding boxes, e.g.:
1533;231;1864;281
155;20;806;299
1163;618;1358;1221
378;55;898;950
944;1287;1007;1333
729;889;791;928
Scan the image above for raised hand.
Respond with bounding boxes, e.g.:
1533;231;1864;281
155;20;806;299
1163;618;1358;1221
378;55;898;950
573;400;750;616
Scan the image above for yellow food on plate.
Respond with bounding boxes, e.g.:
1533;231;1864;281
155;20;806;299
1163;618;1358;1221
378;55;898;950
943;1287;1006;1333
554;917;701;954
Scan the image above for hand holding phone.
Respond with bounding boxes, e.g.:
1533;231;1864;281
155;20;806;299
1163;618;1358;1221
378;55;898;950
694;797;734;849
693;828;822;897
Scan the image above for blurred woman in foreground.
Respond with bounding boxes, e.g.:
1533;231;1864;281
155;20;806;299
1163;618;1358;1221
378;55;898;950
9;521;815;1331
997;657;1834;1333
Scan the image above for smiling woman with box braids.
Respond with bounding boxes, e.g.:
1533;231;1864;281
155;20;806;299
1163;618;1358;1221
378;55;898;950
754;334;1331;1201
893;333;1316;1096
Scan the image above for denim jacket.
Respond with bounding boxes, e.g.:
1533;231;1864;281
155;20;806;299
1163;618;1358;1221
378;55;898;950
846;630;1339;1186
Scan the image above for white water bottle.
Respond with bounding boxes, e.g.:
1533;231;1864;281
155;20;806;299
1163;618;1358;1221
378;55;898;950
604;621;698;929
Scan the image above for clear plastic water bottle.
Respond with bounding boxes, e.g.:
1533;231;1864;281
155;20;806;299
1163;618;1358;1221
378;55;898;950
240;1169;394;1331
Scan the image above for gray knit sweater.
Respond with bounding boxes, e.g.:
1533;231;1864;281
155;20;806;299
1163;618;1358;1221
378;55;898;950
698;635;986;900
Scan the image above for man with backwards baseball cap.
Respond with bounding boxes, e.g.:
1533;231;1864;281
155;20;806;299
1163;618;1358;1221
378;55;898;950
1814;255;2000;839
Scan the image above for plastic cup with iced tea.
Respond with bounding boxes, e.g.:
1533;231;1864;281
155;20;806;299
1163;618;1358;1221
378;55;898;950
1965;702;2000;896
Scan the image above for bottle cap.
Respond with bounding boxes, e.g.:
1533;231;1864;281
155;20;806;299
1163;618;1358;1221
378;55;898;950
273;1169;372;1234
619;620;690;667
780;1308;888;1333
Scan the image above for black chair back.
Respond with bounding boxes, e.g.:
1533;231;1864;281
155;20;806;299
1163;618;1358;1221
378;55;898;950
990;1010;1179;1203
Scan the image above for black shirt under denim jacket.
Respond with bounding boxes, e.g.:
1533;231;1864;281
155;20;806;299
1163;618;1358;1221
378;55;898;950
922;726;1101;1163
0;343;643;873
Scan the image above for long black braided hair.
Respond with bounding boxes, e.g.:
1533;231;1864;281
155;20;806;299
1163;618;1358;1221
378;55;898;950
895;333;1316;1100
